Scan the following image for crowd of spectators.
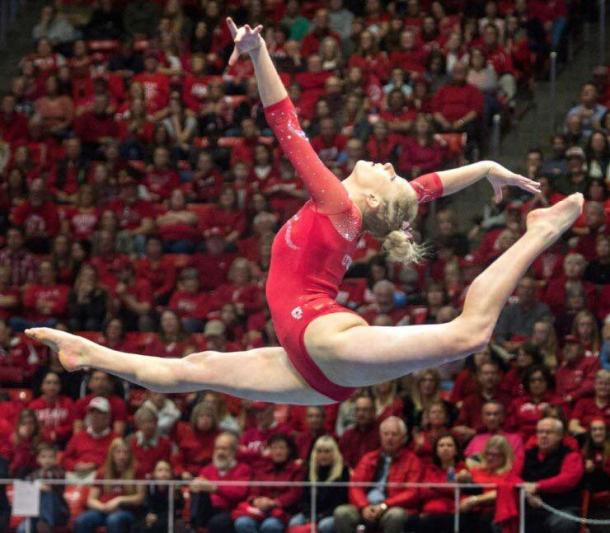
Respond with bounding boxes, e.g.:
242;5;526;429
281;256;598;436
0;0;607;532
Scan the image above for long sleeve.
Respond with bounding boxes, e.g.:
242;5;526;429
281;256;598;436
264;98;351;215
536;451;583;493
410;172;443;204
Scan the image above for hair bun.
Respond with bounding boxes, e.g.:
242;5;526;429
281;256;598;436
383;230;426;264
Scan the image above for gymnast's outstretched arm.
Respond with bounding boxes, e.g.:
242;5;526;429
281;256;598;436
227;18;351;215
431;161;541;202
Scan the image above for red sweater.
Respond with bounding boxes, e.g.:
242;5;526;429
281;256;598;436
350;448;423;512
198;461;251;511
62;430;117;471
173;423;219;477
128;431;173;478
570;397;610;428
22;283;70;321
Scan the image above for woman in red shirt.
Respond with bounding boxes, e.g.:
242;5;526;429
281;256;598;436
398;114;447;178
29;370;74;446
582;419;610;493
411;401;454;465
73;438;145;532
347;30;390;83
148;310;195;359
418;433;464;530
372;380;403;422
2;408;41;478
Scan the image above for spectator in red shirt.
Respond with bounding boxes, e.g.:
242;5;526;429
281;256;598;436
74;93;120;153
13;260;69;332
0;265;19;324
34;74;74;137
0;94;28;144
135;236;176;306
174;401;220;480
544;253;597;317
454;361;511;443
381;89;417;135
148;309;195;358
334;416;423;533
210;257;263;318
310;117;348;170
133;52;170;115
339;394;380;469
348;30;390;83
301;9;341;57
398;114;447;178
389;28;427;74
201;187;247;245
10;178;60;254
239;402;294;471
190;432;251;532
1;408;41;478
62;396;117;482
233;433;303;533
128;405;173;479
418;433;464;531
509;365;561;441
432;61;484;148
73;437;145;532
187;150;224;203
521;418;584;532
61;184;100;240
110;261;154;332
0;227;37;287
144;146;180;203
29;370;74;446
366;120;401;164
556;336;601;407
294;406;331;460
74;370;128;436
569;369;610;438
410;401;453;465
168;267;211;333
0;319;39;386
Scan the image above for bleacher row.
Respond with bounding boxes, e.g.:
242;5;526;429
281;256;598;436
0;0;609;532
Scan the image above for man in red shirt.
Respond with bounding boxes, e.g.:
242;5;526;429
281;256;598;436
62;396;116;482
135;236;177;306
0;228;37;287
454;361;511;443
555;336;600;407
74;93;120;152
359;280;409;325
74;370;128;436
301;8;341;57
339;395;381;469
16;260;69;331
432;61;484;147
133;52;170;114
110;261;154;332
144;146;180;202
128;405;173;479
10;178;60;254
521;417;584;532
310;117;348;170
334;416;423;533
190;432;251;532
168;267;210;334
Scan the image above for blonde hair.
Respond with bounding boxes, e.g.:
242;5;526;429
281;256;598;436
482;435;514;474
409;369;441;411
309;435;345;483
102;438;137;494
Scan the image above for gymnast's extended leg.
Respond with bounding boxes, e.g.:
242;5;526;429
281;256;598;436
306;193;584;386
23;330;333;404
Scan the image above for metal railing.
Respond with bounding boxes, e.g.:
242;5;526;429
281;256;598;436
0;477;597;533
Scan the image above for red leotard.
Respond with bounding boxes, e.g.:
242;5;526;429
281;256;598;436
264;97;443;402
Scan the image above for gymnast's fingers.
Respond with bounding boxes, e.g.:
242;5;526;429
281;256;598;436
228;46;239;67
253;25;263;34
226;17;238;38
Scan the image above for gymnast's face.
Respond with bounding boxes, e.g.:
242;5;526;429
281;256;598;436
352;160;416;209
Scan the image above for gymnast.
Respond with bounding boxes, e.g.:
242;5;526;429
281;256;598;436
26;18;584;405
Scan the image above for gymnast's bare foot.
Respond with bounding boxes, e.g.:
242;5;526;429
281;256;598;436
526;193;584;242
25;328;92;371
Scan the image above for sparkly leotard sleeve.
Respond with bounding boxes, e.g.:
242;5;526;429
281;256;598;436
264;98;352;215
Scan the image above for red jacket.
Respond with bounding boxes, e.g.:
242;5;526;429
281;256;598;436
198;461;251;511
420;462;463;514
62;430;117;471
350;447;424;512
